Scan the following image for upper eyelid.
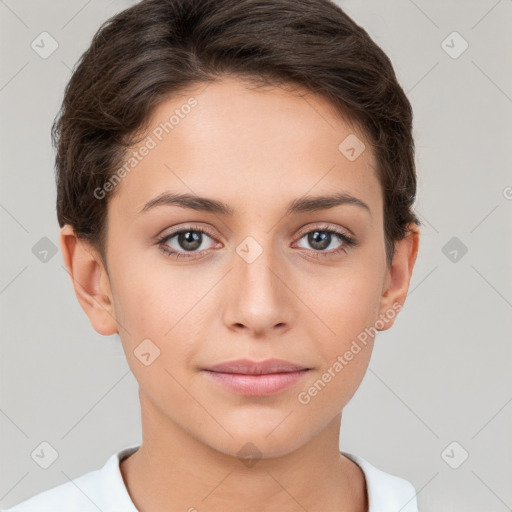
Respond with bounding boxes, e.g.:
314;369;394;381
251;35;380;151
161;223;351;247
295;223;350;237
163;222;348;237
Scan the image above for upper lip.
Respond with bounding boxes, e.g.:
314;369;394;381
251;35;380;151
204;358;310;375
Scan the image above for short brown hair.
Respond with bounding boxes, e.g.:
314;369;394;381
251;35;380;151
53;0;420;271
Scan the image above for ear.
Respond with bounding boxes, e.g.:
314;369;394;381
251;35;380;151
377;224;420;331
59;224;118;336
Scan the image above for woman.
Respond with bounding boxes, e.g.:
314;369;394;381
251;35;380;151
5;0;421;510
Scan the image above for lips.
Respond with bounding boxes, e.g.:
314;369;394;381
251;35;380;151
204;358;310;375
201;358;311;396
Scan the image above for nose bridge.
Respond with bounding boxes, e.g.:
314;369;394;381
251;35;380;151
224;232;292;334
236;233;283;301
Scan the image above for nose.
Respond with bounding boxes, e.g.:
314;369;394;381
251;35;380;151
222;241;294;338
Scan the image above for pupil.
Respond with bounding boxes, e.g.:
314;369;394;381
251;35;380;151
179;231;201;251
310;231;330;250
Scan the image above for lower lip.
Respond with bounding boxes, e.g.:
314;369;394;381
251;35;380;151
202;370;310;396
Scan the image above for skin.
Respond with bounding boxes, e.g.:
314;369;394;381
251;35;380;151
60;75;420;512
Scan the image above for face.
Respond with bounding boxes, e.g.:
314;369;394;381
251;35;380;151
64;76;414;459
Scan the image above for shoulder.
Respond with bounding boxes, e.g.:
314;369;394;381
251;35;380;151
341;451;418;512
2;446;140;512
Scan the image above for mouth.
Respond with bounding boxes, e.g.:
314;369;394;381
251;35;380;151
201;358;312;396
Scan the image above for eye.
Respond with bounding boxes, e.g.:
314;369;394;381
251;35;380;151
156;224;357;261
294;225;357;258
156;227;218;260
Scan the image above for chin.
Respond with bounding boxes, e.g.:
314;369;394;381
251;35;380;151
202;423;310;461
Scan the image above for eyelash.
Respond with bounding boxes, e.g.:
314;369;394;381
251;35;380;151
156;224;357;260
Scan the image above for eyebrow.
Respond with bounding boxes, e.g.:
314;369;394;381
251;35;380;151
138;191;371;217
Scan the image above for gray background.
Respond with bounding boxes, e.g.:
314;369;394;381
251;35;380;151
1;1;511;510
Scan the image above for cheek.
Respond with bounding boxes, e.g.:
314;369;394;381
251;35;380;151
308;263;383;346
111;251;201;333
111;261;211;373
297;262;382;400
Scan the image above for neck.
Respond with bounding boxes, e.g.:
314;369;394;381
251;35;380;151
120;391;368;512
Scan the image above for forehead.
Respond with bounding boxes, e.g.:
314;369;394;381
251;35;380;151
109;76;381;220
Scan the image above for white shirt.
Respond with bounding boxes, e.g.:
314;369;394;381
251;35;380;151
2;445;418;512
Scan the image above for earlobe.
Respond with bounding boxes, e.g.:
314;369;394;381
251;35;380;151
377;224;420;331
59;224;118;336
